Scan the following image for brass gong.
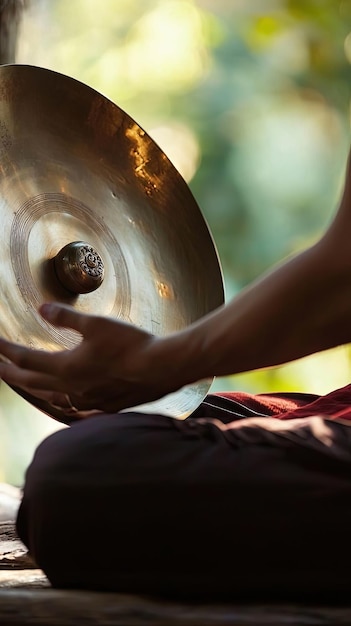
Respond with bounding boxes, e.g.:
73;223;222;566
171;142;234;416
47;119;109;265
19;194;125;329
0;64;224;423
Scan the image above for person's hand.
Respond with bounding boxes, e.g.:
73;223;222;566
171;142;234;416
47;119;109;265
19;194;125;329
0;303;191;414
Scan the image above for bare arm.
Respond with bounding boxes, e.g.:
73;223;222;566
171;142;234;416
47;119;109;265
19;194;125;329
173;233;351;382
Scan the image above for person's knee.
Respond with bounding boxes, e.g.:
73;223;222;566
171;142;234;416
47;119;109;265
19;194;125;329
15;413;176;586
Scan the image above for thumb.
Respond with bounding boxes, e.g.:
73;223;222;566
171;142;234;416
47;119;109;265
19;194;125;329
39;303;91;335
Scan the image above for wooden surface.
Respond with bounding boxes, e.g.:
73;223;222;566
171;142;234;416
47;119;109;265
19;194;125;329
2;582;351;626
2;521;351;625
0;568;48;588
0;521;35;569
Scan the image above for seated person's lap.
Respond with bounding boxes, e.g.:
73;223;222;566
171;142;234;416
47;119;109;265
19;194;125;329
16;392;351;600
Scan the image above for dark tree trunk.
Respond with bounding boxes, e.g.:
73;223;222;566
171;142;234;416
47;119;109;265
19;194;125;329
0;0;27;65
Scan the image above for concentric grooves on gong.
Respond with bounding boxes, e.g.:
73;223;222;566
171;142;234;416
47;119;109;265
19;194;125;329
11;192;131;349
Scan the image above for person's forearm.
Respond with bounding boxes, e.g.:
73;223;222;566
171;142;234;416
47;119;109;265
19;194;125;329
168;228;351;384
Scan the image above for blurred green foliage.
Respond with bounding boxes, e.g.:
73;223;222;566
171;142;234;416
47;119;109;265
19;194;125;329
1;0;351;484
